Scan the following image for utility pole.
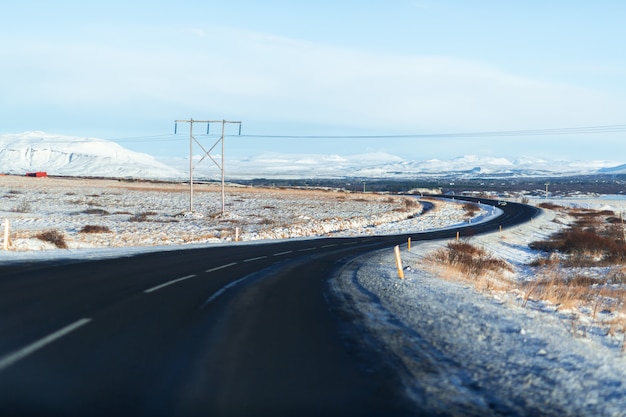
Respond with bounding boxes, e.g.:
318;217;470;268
174;119;242;214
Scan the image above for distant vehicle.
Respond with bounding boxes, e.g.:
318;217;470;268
497;201;507;206
25;171;47;178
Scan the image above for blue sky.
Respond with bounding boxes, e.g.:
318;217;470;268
2;1;626;162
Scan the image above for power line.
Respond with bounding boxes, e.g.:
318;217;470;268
106;123;626;144
237;124;626;140
110;134;181;143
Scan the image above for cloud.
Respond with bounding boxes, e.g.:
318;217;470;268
2;26;625;136
181;28;207;38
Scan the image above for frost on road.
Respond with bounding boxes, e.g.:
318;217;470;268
332;241;626;417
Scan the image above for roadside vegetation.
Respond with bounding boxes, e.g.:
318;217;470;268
530;206;626;267
35;230;67;249
527;206;626;345
428;240;513;291
461;202;480;218
427;204;626;349
79;225;111;234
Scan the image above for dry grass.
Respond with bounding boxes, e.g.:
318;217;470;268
521;267;596;310
462;203;480;217
82;208;110;215
394;197;421;213
522;206;626;346
427;240;513;290
79;225;112;234
35;230;67;248
530;208;626;267
417;203;626;347
537;202;565;210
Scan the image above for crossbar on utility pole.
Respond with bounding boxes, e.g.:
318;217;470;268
174;119;242;215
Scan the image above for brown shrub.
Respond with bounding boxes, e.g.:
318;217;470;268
432;241;512;278
538;202;564;210
82;208;110;215
530;221;626;266
529;255;560;267
79;225;111;234
462;203;480;216
36;230;67;248
528;239;562;252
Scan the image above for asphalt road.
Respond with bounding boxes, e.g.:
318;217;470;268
0;197;539;416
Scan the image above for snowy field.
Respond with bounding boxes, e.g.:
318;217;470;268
0;175;473;261
332;196;626;416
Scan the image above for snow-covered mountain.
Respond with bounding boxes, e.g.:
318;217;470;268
599;164;626;174
0;132;182;179
0;132;623;180
166;152;622;180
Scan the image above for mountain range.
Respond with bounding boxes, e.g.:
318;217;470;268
1;132;625;180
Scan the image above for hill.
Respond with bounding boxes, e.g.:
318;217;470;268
0;132;182;179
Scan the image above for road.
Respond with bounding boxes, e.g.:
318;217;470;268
0;197;538;416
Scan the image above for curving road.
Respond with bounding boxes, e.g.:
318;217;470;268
0;197;539;416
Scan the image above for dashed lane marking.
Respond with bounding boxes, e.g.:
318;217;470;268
321;244;338;248
0;318;92;372
298;247;316;252
206;262;237;273
144;275;196;293
273;251;293;256
243;256;268;263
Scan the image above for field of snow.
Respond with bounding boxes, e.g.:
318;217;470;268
331;197;626;416
0;175;476;258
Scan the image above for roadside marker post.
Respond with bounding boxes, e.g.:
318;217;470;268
394;245;405;279
3;219;10;250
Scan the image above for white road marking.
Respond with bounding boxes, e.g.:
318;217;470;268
206;262;237;273
343;242;358;245
144;274;196;293
273;250;293;256
0;318;92;372
321;244;338;248
243;256;267;263
298;247;316;252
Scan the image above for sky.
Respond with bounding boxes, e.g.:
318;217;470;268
2;0;626;162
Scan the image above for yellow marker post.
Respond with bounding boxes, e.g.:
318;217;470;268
407;237;411;252
394;245;405;279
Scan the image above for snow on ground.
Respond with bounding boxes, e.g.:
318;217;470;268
331;198;626;416
0;175;474;262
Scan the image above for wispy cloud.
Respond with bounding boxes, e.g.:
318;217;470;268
181;27;206;38
2;25;624;136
